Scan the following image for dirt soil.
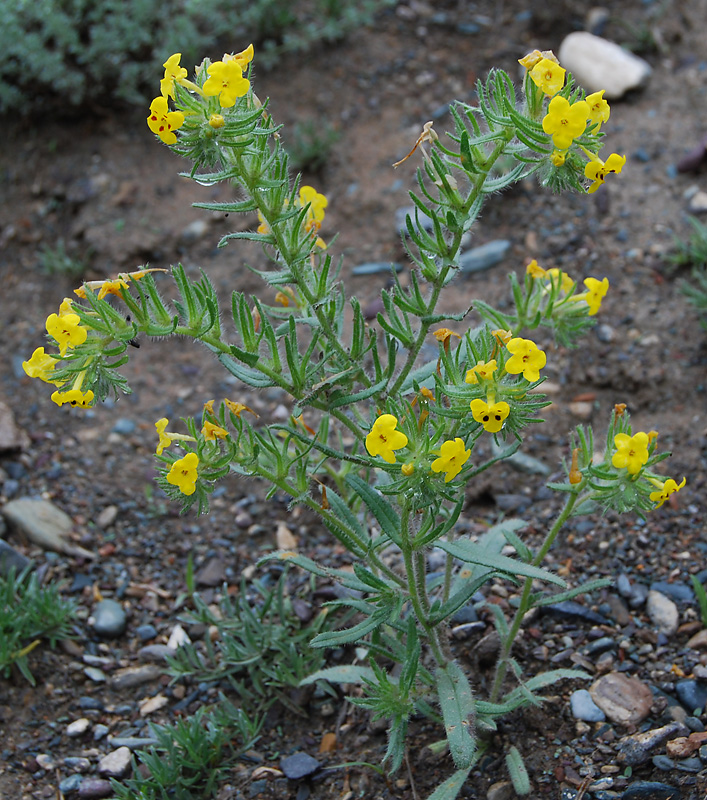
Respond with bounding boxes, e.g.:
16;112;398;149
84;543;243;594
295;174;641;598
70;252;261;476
1;1;707;798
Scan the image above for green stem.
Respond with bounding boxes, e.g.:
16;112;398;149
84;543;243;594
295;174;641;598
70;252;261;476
489;490;579;702
388;133;514;398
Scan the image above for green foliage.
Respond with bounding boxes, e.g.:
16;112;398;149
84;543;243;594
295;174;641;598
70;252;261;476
165;571;332;713
287;118;342;173
672;216;707;325
112;701;261;800
0;0;394;114
0;567;76;685
691;575;707;628
38;239;88;279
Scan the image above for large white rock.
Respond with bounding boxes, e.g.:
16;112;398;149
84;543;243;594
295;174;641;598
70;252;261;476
559;32;652;99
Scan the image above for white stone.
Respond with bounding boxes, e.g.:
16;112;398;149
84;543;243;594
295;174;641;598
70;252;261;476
646;590;679;635
558;33;652;99
98;746;132;778
66;718;91;737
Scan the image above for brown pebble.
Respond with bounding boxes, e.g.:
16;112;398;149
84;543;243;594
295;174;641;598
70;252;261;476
590;672;653;726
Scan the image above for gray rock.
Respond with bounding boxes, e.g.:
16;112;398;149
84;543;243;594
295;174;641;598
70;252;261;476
110;664;162;690
0;538;31;577
138;644;177;662
396;205;434;236
618;722;687;766
135;623;158;642
83;667;107;683
2;497;94;558
93;724;109;741
77;778;114;799
0;400;29;452
621;781;681;799
92;599;127;638
59;773;83;794
98;746;132;778
111;418;136;435
352;261;402;275
558;33;652;99
108;736;160;749
280;752;320;780
651;755;676;772
64;757;91;771
650;581;694;603
646;591;679;635
486;781;513;800
688;190;707;214
180;218;210;244
543;600;609;625
570;689;606;722
196;556;227;587
458;239;511;274
675;679;707;714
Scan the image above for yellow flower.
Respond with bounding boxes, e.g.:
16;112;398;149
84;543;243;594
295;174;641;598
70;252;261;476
401;462;415;477
542;96;590;150
50;388;94;409
202;420;228;441
419;387;435;402
223;44;254;71
550;150;567;167
46;311;88;356
585;90;610;129
585;153;626;194
529;58;566;96
75;268;167;299
505;338;546;382
491;329;513;346
365;414;408;464
611;432;650;475
649;477;686;509
432;328;462;344
166;452;200;496
431;438;471;482
470;399;510;434
545;268;574;294
224;398;258;418
526;259;547;279
297;186;328;248
209;114;225;129
155;417;197;455
203;60;250;108
518;49;559;71
147;96;185;145
581;276;609;315
465;359;497;385
160;53;188;99
22;347;60;384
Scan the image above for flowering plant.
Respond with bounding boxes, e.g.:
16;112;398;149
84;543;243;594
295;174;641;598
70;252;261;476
25;48;684;798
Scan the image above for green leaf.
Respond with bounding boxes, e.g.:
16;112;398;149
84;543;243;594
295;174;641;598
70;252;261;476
257;551;371;593
424;767;472;800
436;539;565;587
300;665;377;687
435;661;475;769
345;474;402;547
216;353;272;387
328;377;387;409
506;746;531;795
530;578;612;608
310;606;389;648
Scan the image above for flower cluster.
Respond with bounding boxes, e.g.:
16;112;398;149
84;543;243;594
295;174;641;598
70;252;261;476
23;298;94;409
364;332;549;483
519;50;626;194
257;185;329;250
525;259;610;316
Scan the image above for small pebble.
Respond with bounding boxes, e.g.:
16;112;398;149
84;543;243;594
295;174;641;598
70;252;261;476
621;781;681;799
92;599;127;639
59;773;83;794
280;752;320;780
66;718;91;738
77;777;114;799
570;689;606;722
135;623;158;641
98;746;132;778
110;664;162;690
646;591;679;635
458;239;511;274
675;679;707;714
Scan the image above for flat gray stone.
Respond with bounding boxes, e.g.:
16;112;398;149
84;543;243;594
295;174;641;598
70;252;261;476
110;664;162;691
558;32;651;99
458;239;511;273
1;497;94;558
0;400;29;452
